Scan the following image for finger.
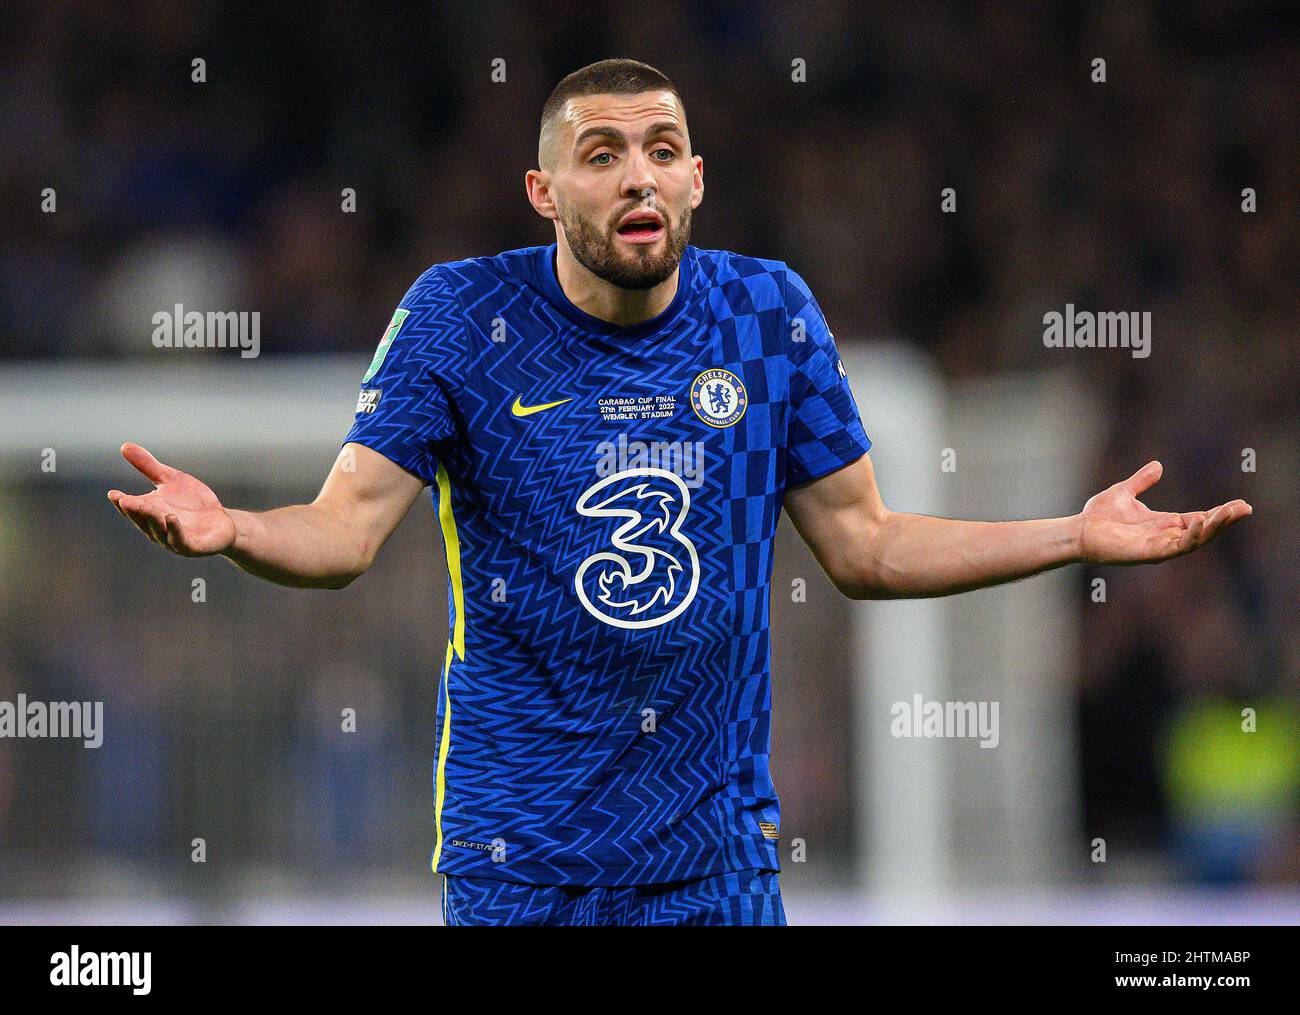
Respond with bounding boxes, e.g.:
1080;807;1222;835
1122;460;1163;498
1185;513;1205;542
1179;500;1250;534
164;514;190;554
1188;506;1226;547
126;502;166;543
113;493;149;525
115;492;156;516
120;499;169;545
121;443;175;485
147;513;170;544
1199;502;1251;545
108;490;144;521
1165;515;1204;557
125;509;163;545
138;504;172;544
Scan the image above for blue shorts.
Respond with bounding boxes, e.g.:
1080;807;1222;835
442;869;786;926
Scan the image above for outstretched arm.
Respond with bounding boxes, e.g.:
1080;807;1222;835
782;454;1252;600
107;442;424;589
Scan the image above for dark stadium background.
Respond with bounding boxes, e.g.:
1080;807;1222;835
0;1;1295;920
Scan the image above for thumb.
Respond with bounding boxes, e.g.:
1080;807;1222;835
122;442;174;485
1121;460;1163;498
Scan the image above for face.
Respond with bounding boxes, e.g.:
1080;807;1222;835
532;90;703;290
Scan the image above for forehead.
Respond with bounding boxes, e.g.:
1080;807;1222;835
560;90;685;145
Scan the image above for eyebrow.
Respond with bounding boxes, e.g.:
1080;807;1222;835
573;122;686;150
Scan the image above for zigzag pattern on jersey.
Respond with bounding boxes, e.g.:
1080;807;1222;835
345;244;870;887
343;266;468;482
433;251;739;885
443;868;786;926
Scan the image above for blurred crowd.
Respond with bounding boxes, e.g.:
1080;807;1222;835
0;0;1296;889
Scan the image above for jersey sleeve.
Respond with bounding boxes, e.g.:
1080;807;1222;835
343;267;465;485
782;266;872;486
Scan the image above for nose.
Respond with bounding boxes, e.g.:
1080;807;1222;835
621;151;657;202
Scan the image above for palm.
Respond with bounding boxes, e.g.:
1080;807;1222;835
1079;461;1251;565
108;443;236;556
136;473;233;552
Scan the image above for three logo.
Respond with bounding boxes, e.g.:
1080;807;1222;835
573;468;700;629
512;370;749;630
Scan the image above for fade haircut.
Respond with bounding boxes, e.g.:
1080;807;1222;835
538;58;684;169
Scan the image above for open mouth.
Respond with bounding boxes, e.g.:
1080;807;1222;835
616;218;665;243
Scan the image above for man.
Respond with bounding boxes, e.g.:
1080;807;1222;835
108;59;1251;926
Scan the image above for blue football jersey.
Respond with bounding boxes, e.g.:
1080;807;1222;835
344;243;870;886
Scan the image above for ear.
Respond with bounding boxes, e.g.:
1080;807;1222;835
689;154;704;210
525;169;559;221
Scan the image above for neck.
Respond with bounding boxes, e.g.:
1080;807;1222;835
554;238;680;327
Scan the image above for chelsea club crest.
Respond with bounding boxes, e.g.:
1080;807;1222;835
690;368;747;428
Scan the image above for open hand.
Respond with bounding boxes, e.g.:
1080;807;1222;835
1078;461;1251;566
107;443;237;557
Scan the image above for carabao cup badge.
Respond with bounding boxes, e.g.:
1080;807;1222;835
690;368;747;428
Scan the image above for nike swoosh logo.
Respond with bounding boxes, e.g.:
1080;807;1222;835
511;395;573;417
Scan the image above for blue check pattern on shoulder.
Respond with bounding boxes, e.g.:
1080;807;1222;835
345;243;870;887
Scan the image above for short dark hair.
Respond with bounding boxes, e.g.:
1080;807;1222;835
538;59;683;167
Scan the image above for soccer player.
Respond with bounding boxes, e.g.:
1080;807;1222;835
107;59;1251;926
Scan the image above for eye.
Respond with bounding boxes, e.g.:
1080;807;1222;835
590;152;614;165
652;148;674;161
